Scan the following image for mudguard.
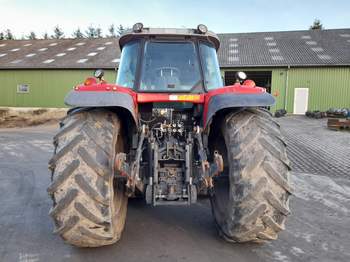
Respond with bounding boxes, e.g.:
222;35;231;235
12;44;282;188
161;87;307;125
64;90;138;125
204;92;275;128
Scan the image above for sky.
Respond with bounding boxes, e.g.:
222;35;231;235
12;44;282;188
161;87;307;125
1;0;350;38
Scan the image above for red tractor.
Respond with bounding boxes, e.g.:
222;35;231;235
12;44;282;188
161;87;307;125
48;23;292;247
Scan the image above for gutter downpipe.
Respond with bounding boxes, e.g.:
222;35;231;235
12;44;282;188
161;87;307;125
284;65;290;112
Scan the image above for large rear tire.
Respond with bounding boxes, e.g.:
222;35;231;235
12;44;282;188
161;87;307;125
210;108;293;243
48;109;128;247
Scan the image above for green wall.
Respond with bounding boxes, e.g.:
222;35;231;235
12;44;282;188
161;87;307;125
222;67;350;113
285;67;350;112
1;67;349;112
0;69;116;108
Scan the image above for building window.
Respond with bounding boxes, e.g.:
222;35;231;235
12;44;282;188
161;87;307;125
17;84;30;93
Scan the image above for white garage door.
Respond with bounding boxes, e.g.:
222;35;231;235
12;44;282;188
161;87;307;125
293;88;309;115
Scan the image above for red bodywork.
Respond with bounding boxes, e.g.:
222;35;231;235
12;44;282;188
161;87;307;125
74;80;265;125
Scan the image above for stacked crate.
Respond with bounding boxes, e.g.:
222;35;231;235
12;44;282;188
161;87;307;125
327;108;350;130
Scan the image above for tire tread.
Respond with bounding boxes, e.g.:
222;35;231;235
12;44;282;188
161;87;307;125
48;109;127;247
211;108;292;243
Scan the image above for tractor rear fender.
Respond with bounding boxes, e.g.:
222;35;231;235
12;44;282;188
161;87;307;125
203;89;275;130
64;90;138;127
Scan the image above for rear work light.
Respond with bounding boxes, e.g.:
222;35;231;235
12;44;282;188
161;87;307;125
133;23;144;33
197;24;208;34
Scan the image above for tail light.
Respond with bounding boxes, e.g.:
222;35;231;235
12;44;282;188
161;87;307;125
84;77;97;86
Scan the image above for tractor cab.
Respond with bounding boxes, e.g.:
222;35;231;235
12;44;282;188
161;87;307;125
116;23;223;93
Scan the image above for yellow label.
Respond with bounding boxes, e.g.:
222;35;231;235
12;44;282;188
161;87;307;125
169;94;201;101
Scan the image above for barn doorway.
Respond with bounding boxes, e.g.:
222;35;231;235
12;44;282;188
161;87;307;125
293;88;309;115
224;71;272;93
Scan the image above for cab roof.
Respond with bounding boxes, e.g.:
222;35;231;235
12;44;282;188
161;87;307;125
119;27;220;50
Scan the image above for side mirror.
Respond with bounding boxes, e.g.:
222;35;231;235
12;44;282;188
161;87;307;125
94;69;104;80
236;71;247;81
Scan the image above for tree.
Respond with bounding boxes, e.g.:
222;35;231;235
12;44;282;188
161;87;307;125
85;26;97;38
310;19;323;30
52;25;64;39
96;27;102;38
108;24;116;37
117;24;125;36
43;32;49;39
4;29;14;40
0;32;4;40
72;28;84;38
27;31;37;40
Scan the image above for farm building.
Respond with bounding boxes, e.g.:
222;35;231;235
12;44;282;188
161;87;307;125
218;29;350;113
0;28;349;113
0;38;119;108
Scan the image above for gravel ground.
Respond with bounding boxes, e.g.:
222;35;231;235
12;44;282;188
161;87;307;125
0;116;349;262
0;108;66;128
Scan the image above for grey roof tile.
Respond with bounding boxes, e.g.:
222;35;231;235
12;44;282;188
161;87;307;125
0;38;120;69
218;28;350;67
1;28;350;69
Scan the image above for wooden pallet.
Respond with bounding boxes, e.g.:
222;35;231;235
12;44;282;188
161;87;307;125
327;118;350;131
327;113;348;119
